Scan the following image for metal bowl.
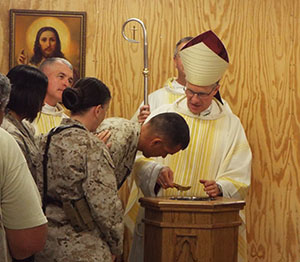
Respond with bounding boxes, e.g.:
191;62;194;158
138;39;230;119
169;196;215;201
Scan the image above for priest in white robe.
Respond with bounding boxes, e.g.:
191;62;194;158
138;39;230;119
126;30;252;262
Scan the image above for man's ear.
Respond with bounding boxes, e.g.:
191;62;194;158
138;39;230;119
173;56;177;66
211;85;220;97
96;105;103;114
149;137;163;147
94;104;102;116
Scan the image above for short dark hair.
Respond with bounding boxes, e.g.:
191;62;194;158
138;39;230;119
62;77;111;114
148;112;190;150
6;65;48;122
30;26;65;65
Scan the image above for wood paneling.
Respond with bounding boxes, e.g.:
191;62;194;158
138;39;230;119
1;0;300;261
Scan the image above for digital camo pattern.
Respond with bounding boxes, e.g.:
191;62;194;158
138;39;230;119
1;112;41;181
97;117;141;188
36;118;123;262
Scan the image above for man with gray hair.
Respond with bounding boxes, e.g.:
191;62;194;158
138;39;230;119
133;36;232;124
127;31;251;262
0;73;48;262
32;57;74;135
131;36;193;123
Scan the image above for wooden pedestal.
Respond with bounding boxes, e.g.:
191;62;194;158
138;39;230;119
139;197;245;262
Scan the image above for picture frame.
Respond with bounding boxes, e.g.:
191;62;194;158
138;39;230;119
9;9;86;80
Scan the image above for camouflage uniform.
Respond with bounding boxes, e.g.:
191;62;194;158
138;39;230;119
1;111;41;181
36;118;124;262
97;117;141;188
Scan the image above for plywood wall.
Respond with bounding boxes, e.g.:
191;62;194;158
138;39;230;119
1;0;299;261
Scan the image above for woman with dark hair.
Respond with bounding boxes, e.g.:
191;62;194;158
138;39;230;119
1;64;48;180
0;72;48;262
18;26;65;67
35;77;120;262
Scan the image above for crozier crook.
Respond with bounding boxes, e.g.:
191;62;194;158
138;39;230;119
122;18;149;105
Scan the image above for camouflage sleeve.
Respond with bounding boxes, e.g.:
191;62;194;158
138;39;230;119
83;145;124;256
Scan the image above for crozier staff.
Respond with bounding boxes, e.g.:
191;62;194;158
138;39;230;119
127;30;252;262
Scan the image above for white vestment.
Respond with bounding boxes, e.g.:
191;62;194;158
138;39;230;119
32;103;68;135
131;77;232;122
131;77;185;122
126;96;251;262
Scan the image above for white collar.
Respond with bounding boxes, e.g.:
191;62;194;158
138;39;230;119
174;96;226;120
41;103;65;116
164;77;185;95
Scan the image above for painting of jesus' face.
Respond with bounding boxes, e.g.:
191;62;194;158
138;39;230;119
39;30;57;57
9;9;86;79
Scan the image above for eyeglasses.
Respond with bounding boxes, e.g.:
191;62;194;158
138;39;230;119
184;84;217;98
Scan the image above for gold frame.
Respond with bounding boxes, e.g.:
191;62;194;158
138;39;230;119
9;9;86;78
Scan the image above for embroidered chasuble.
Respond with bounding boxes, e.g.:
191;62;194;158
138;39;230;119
125;96;251;262
33;103;67;135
